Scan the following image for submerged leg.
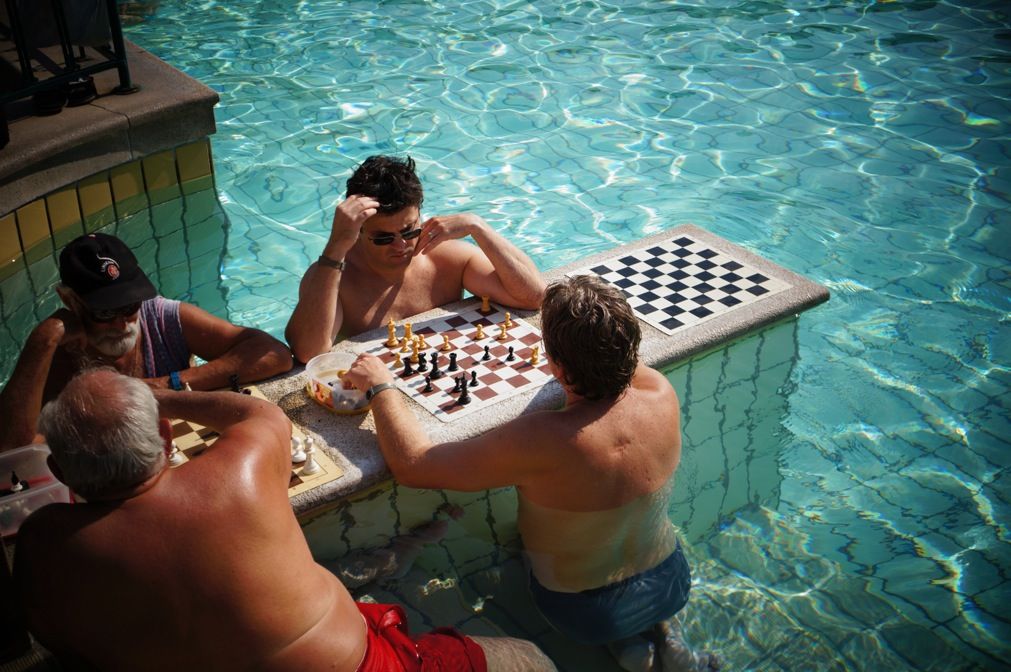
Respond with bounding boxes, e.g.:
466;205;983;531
324;517;452;589
472;636;558;672
606;634;656;672
654;618;719;672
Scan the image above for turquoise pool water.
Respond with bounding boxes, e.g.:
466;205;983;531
114;1;1011;669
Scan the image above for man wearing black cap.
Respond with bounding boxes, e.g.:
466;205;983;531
0;233;293;452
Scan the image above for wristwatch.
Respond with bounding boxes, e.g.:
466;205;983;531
317;253;345;271
365;382;396;401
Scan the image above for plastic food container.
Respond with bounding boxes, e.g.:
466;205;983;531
305;352;369;415
1;444;72;539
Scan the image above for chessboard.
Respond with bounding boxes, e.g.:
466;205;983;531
364;302;554;423
574;233;792;335
169;385;343;498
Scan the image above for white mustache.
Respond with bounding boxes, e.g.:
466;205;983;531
91;321;141;358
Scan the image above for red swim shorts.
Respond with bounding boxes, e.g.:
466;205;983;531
356;601;488;672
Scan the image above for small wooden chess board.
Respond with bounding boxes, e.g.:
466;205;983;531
169;385;343;498
364;302;555;423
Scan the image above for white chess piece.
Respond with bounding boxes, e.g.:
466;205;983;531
291;436;306;463
301;436;321;475
168;441;186;467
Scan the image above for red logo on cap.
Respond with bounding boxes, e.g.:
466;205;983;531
97;255;120;280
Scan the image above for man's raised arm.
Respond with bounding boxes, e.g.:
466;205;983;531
286;195;380;363
152;387;291;465
416;213;545;310
0;311;82;452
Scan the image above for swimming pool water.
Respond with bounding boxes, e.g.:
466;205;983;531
79;0;1011;669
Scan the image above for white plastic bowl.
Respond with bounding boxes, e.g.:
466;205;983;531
305;352;369;414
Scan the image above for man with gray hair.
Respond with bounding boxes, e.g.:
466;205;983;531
13;369;557;672
0;232;293;453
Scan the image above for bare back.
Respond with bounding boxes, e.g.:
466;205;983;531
522;365;682;511
516;365;683;591
15;435;365;671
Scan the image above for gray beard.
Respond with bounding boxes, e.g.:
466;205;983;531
90;323;141;358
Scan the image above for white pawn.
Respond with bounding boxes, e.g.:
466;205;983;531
291;436;306;464
301;436;321;475
168;441;186;467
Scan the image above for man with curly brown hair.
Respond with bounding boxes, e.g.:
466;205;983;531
345;275;718;672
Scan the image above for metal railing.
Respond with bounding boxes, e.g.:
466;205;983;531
1;0;139;146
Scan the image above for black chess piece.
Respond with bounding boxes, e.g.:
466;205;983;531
506;346;515;361
448;352;458;372
452;376;461;393
403;359;414;377
423;375;433;393
470;371;478;387
458;378;471;405
482;345;491;361
229;374;241;392
417;354;428;372
429;352;443;379
9;470;27;492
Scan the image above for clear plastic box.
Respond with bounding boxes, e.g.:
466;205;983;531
0;444;72;540
305;352;369;415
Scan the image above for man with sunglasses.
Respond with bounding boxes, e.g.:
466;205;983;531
286;155;545;363
0;232;293;453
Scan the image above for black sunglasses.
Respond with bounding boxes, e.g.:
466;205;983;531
368;227;423;246
89;302;142;323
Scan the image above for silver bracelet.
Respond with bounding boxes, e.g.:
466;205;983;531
365;382;396;401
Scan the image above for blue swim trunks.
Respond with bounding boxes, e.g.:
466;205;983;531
528;542;691;645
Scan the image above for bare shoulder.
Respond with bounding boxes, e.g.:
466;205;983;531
633;365;677;397
624;367;680;431
430;239;481;266
13;502;80;568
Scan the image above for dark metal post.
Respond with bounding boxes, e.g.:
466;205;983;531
3;0;36;86
103;0;138;94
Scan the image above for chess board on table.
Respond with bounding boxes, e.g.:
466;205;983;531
169;385;343;498
574;233;792;335
364;303;555;423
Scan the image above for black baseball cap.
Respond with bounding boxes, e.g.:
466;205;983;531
59;233;158;311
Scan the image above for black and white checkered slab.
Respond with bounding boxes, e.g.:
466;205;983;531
574;234;792;335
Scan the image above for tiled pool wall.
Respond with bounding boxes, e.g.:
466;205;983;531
301;315;798;552
0;139;228;385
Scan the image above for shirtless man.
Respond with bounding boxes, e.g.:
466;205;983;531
0;232;293;453
285;155;545;363
13;369;556;672
345;275;718;672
